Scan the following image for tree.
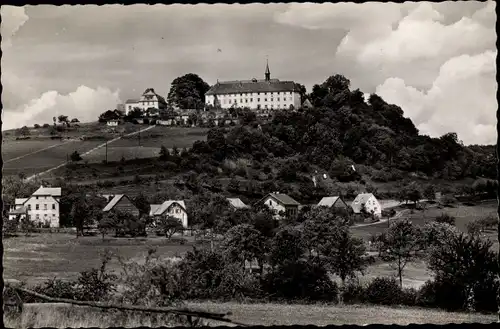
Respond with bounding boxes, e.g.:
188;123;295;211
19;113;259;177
98;215;116;240
295;83;307;104
269;226;305;267
34;124;41;129
423;184;436;201
221;224;267;273
157;215;184;239
17;126;31;137
99;110;120;123
58;115;69;126
133;193;150;218
435;213;456;226
322;226;368;285
378;219;422;287
70;151;82;162
159;145;170;161
71;118;80;123
71;193;106;237
167;73;210;110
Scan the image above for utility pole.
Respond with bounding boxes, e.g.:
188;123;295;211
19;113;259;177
105;140;108;164
138;127;141;147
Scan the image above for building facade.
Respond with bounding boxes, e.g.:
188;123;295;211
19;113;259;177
102;194;140;217
205;61;302;111
150;200;188;228
9;186;61;228
317;196;348;209
350;193;382;218
260;192;300;219
125;88;167;115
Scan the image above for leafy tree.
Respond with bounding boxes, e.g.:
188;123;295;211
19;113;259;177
71;193;107;237
159;145;170;161
58;115;69;126
157;215;184;239
221;224;267;274
71;118;80;123
34;124;41;129
17;126;31;137
133;193;150;218
70;151;82;162
98;216;116;240
269;226;305;267
423;184;436;201
295;83;307;104
167;73;210;110
378;219;422;287
322;226;368;285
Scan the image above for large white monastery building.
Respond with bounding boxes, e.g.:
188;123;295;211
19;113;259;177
205;61;302;111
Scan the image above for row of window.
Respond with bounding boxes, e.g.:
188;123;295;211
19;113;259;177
221;91;293;97
28;204;56;210
222;97;293;104
29;214;56;220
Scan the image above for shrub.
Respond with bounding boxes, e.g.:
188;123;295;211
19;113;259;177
435;213;455;226
263;261;339;302
341;280;365;304
400;287;418;306
364;277;402;305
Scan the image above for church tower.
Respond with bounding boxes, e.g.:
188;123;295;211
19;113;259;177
265;59;271;81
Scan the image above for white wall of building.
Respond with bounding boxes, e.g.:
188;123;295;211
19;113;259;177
364;195;382;218
206;91;301;110
165;203;189;228
24;195;60;227
263;195;286;219
125;100;161;115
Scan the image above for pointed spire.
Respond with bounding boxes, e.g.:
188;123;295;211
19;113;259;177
265;56;271;81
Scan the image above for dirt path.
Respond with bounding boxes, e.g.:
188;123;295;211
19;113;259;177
25;125;156;182
3;140;76;164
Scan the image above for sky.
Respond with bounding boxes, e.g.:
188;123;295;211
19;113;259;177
1;2;497;145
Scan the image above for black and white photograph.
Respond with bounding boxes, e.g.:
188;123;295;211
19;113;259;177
1;1;499;327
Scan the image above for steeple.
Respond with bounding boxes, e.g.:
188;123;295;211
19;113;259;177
265;57;271;81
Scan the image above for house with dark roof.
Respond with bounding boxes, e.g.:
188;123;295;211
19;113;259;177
205;60;302;111
8;185;62;227
259;192;301;219
317;196;348;209
149;200;188;228
350;193;382;218
102;194;140;217
124;88;167;115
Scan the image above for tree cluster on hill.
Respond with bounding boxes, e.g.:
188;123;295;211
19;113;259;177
167;73;210;110
185;74;495;183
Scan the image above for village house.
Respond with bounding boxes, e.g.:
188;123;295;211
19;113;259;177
205;61;302;111
106;119;119;127
9;186;61;228
317;196;348;209
227;197;250;210
259;192;300;219
102;194;140;217
350;193;382;218
150;200;188;228
124;88;167;115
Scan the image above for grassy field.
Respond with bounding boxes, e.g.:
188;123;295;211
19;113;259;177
3;233;193;286
111;125;208;148
5;301;496;328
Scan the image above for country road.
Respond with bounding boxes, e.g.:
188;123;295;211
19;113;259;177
25;125;156;182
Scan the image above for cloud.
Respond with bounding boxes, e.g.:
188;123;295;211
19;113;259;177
0;6;29;48
1;86;122;130
375;50;497;145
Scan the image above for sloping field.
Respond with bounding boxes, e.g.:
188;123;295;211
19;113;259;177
2;140;106;177
111;126;207;148
83;146;161;163
2;139;68;162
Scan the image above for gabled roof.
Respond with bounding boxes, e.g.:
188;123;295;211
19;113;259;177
263;193;301;206
15;198;28;205
125;99;139;104
152;200;186;216
206;79;299;95
318;196;344;207
227;198;250;209
149;204;162;216
351;193;376;213
102;194;131;212
32;186;61;197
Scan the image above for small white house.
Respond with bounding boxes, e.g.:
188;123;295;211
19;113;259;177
107;119;119;127
9;186;61;227
150;200;188;228
259;193;300;219
350;193;382;218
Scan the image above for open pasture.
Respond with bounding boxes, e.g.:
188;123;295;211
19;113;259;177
83;145;161;163
111;125;208;149
3;233;193;287
2;139;69;162
2;140;106;177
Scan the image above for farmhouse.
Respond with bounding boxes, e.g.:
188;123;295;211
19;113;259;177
107;119;119;126
150;200;188;228
9;186;61;228
260;192;300;219
351;193;382;218
227;197;250;210
124;88;167;115
205;61;302;111
102;194;140;217
317;196;348;209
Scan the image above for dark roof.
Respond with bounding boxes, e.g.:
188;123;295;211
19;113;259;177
206;79;299;95
125;99;139;104
268;193;301;206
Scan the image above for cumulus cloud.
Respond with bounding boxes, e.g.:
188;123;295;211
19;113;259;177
1;86;122;130
276;1;496;145
375;50;497;145
1;5;29;48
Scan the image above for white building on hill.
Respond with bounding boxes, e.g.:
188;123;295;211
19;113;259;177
205;61;302;111
350;193;382;218
9;186;61;228
125;88;167;115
